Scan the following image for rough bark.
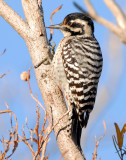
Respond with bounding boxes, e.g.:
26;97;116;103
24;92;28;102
0;0;85;159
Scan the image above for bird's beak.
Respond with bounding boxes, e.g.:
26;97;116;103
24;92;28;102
45;24;64;30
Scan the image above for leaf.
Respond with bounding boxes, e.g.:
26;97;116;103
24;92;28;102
121;123;126;135
114;123;123;149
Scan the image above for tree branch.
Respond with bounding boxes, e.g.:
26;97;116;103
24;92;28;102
104;0;126;29
84;0;121;35
83;0;126;44
0;0;85;159
0;0;31;39
22;0;44;33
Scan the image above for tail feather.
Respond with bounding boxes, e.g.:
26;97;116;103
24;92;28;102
71;107;82;149
71;106;90;149
81;111;89;128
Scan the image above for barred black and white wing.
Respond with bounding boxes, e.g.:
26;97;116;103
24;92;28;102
61;36;103;144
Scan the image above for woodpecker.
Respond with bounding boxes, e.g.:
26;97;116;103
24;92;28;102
46;13;103;148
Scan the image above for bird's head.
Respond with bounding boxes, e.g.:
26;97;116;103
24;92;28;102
46;13;94;37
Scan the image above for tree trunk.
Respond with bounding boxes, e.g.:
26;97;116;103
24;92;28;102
0;0;85;159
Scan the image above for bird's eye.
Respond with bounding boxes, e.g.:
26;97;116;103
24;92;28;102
68;22;72;26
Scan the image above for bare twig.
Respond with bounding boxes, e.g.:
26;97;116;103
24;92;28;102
27;67;46;113
37;109;70;160
43;108;70;146
0;70;9;79
40;113;48;145
0;110;12;114
40;124;51;160
59;151;68;160
34;105;41;158
0;105;18;133
49;41;56;55
6;138;18;159
40;139;49;160
50;5;63;36
37;106;40;155
73;2;87;14
49;5;63;47
0;49;6;56
92;120;106;160
18;126;35;157
112;135;122;160
5;103;18;133
0;105;19;159
58;85;68;101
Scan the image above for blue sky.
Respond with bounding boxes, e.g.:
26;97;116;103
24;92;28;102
0;0;126;159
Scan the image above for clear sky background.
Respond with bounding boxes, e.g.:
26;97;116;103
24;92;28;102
0;0;126;160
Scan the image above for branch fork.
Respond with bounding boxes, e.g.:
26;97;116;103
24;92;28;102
0;0;85;159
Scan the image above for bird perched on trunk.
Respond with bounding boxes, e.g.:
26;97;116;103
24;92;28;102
46;13;103;149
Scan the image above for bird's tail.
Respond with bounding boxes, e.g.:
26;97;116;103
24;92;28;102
71;105;90;150
66;105;82;149
71;107;82;149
